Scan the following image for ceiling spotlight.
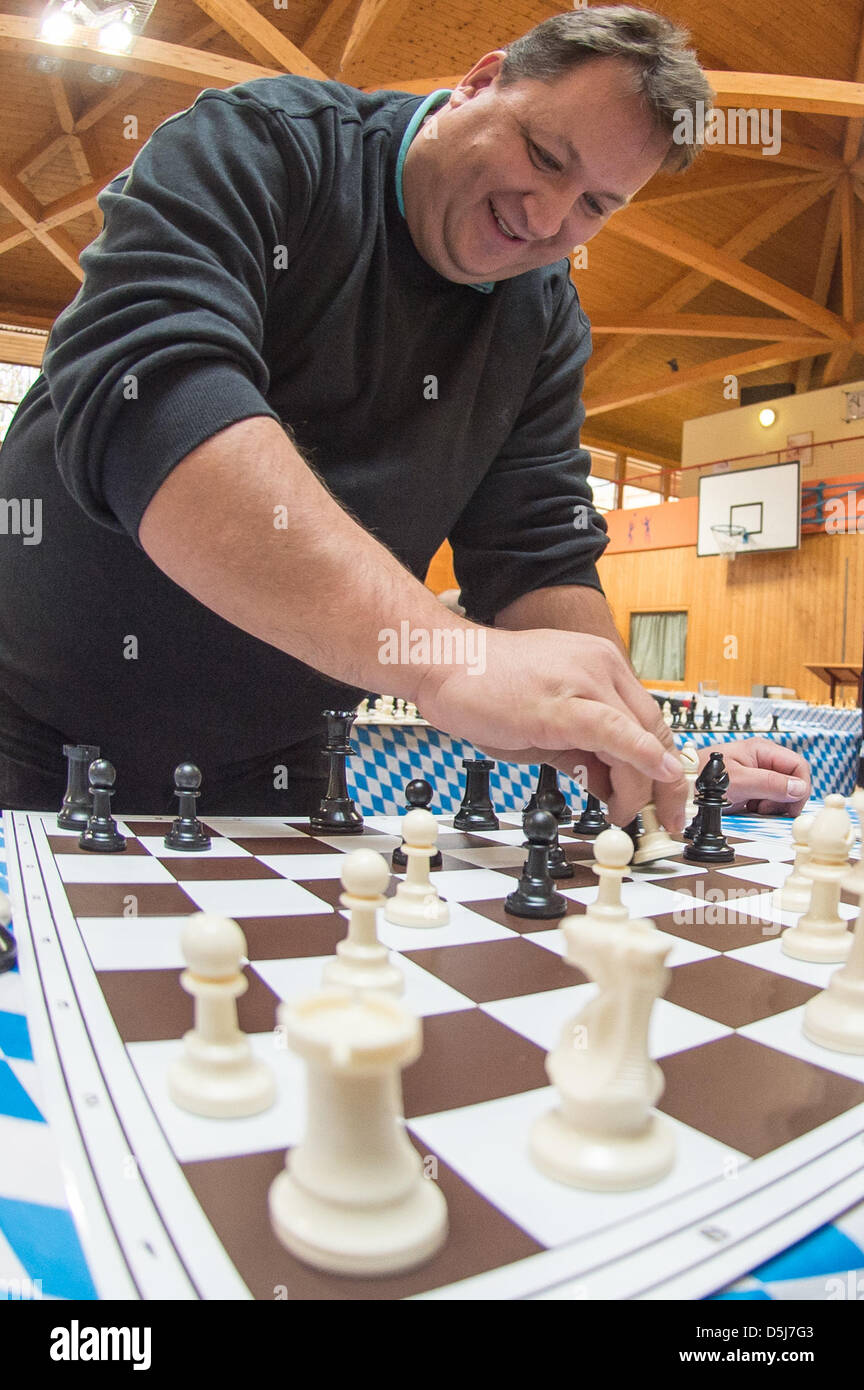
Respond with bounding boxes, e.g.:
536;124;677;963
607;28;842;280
758;407;777;427
99;7;135;50
87;63;122;82
40;2;77;42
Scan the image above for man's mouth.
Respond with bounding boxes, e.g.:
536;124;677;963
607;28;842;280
489;199;526;243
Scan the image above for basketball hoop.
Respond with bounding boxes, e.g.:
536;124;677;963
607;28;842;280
711;522;748;560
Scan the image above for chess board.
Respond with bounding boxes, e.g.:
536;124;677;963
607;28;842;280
5;806;864;1302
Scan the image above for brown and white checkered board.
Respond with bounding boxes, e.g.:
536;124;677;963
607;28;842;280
5;808;864;1301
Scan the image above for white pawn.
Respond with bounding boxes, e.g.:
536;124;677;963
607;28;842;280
662;700;672;725
381;695;396;721
168;914;276;1118
355;697;369;721
384;808;449;927
774;812;814;912
530;916;675;1190
584;826;633;926
782;796;853;964
369;698;385;722
394;698;407;720
803;879;864;1054
269;989;448;1274
632;803;680;865
680;746;700;824
322;850;403;995
405;702;420;721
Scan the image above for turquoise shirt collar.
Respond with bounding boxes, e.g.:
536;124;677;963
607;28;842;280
395;89;495;295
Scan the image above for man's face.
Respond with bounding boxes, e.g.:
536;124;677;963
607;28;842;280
402;52;671;284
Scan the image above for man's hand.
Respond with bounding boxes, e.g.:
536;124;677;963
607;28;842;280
415;627;687;829
698;738;811;816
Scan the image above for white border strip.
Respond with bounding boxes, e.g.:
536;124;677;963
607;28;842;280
26;814;251;1300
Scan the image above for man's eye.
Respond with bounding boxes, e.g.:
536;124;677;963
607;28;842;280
583;194;605;217
528;141;562;172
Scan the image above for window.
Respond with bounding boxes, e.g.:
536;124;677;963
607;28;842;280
629;611;688;681
0;362;40;444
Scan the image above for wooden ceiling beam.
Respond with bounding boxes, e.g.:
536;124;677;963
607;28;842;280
609;206;849;340
302;0;359;58
822;183;862;387
189;0;326;78
698;141;843;171
0;15;280;88
795;183;843;394
708;71;864;120
362;74;464;94
587;176;835;383
337;0;411;82
580;435;680;470
0;168;83;280
0;327;45;367
590;314;833;340
585;339;832;417
633;171;825;208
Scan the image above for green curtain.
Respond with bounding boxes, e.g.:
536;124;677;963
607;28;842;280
629;612;687;681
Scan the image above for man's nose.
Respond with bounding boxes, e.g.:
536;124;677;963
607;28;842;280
522;188;583;243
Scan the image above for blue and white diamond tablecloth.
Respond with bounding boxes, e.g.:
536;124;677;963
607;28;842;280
345;723;860;817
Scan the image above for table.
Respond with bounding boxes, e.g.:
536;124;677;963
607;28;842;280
804;665;863;707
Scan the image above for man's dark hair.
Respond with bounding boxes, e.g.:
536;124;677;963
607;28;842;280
500;7;716;173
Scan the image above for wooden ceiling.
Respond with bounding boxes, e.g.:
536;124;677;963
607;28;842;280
1;0;864;466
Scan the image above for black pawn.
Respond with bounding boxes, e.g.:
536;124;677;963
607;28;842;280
392;779;442;870
164;763;211;851
524;764;571;824
683;752;734;864
310;710;364;834
671;705;681;729
505;810;568;919
574;793;609;836
537;791;573;879
79;760;126;853
622;814;643;854
0;924;16;974
454;758;499;831
58;742;100;830
684;703;697;730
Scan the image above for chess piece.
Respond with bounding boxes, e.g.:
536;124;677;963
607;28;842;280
574;793;609;837
167;914;276;1117
629;803;680;865
0;888;15;974
505;810;568;919
843;786;864;896
310;710;364;834
394;698;407;720
770;713;780;733
683;753;734;865
530;915;675;1190
728;704;740;732
524;764;572;824
404;702;420;721
453;758;499;831
782;795;853;963
368;698;385;722
662;700;672;726
58;742;100;830
384;809;449;927
743;709;753;731
392;780;441;869
79;759;126;853
802;876;864;1054
269;989;448;1274
355;697;370;720
679;746;701;840
164;762;211;851
670;705;681;730
684;702;697;730
583;827;633;926
774;812;815;912
323;850;403;995
700;708;712;731
536;791;574;879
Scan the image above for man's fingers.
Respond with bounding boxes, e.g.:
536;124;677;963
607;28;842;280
730;766;809;806
566;701;684;784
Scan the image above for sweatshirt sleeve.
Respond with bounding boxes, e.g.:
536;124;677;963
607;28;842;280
449;274;609;624
41;89;302;536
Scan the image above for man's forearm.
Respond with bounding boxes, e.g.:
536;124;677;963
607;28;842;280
138;415;475;698
494;584;626;656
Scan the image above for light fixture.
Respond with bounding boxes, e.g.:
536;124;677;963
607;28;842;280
758;407;776;427
39;0;141;52
40;1;77;42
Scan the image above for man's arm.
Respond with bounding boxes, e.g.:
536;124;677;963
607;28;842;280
139;416;684;826
496;584;626;655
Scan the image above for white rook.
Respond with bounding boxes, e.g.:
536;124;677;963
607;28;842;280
269;989;447;1275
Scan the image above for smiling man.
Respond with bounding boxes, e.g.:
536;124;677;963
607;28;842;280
0;7;811;820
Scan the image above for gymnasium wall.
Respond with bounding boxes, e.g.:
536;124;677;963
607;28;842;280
596;529;864;703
